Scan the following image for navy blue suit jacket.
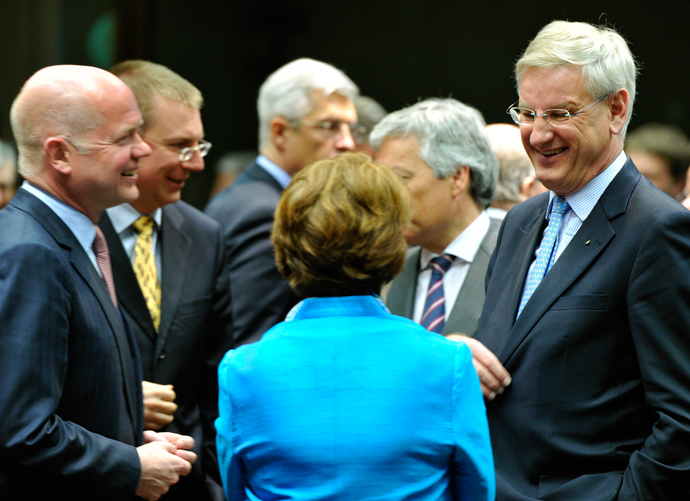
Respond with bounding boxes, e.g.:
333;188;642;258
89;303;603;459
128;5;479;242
0;189;144;500
476;158;690;500
205;160;299;347
100;201;233;501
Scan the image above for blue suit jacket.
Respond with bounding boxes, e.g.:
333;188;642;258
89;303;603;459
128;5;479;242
205;160;299;347
216;295;495;501
0;189;143;499
476;158;690;500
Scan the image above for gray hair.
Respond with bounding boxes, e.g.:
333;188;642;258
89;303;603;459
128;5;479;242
370;98;498;208
257;58;359;150
515;20;639;139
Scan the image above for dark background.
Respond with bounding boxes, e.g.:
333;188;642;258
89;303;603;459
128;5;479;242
3;0;689;209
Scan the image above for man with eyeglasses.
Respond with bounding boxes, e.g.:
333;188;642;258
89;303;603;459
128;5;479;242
466;21;690;499
99;60;233;501
205;58;358;348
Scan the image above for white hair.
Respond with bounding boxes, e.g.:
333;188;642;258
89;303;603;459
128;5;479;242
256;58;359;150
515;20;639;138
370;98;498;208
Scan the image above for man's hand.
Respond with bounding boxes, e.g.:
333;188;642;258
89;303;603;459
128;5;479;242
143;381;177;430
447;334;511;400
136;432;194;501
145;430;198;464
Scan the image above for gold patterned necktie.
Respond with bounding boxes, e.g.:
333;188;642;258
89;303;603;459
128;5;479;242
133;215;161;331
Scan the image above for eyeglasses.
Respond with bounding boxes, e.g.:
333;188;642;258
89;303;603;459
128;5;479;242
506;95;609;128
179;139;212;162
296;120;357;139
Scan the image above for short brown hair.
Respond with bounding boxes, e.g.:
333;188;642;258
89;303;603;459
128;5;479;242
110;59;203;131
272;152;410;298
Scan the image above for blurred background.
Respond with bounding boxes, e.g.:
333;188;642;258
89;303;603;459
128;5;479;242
3;0;689;210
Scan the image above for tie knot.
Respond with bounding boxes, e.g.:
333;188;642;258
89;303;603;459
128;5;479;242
134;215;155;235
92;225;108;254
430;254;455;275
551;196;570;216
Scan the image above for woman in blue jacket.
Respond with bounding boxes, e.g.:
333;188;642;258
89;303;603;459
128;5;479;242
216;153;494;500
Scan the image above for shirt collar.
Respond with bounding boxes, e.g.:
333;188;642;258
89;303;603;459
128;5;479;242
547;150;627;221
106;203;162;234
256;155;292;189
21;181;96;252
420;210;491;270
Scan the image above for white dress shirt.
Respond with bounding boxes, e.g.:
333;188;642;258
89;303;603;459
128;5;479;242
413;211;491;323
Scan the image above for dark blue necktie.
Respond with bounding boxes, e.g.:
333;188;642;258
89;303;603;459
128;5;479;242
420;254;455;333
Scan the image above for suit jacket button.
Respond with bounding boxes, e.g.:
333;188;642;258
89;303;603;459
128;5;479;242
158;352;166;360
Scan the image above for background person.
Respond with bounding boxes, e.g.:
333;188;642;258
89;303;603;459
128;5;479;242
215;152;494;500
624;122;690;201
483;123;546;222
351;95;387;157
0;139;18;209
205;58;359;347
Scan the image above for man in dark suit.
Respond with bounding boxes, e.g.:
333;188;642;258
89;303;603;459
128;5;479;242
0;65;196;500
205;58;359;347
469;21;690;499
372;98;499;338
101;60;233;501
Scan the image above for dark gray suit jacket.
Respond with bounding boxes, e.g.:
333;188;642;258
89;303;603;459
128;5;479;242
477;158;690;500
205;160;299;347
100;201;233;501
0;188;143;500
386;219;499;337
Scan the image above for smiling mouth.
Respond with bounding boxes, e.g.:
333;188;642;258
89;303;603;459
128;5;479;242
539;147;567;157
122;169;137;177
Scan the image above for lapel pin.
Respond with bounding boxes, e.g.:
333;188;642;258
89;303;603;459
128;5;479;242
585;240;591;246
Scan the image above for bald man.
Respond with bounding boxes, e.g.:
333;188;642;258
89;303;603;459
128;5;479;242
0;65;196;500
484;123;546;222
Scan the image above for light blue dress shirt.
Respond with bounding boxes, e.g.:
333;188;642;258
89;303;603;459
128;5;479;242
21;182;100;274
522;151;626;290
216;295;495;501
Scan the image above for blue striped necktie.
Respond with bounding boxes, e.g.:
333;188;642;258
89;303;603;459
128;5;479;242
517;196;570;317
420;254;455;333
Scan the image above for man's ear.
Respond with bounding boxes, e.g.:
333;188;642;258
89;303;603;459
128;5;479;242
44;137;73;175
609;89;630;136
270;117;292;152
451;165;471;197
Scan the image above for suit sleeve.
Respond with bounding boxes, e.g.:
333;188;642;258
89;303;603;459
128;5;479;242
215;352;247;501
620;210;690;498
451;342;496;501
222;197;297;347
0;242;140;497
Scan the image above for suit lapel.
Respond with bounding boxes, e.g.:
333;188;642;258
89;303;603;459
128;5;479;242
158;204;191;357
443;220;499;337
386;247;421;318
497;160;639;365
14;191;142;438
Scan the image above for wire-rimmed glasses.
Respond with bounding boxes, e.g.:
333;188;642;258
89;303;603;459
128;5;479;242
506;95;609;128
179;139;212;162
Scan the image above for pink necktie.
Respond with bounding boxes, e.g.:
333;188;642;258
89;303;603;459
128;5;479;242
93;225;118;308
